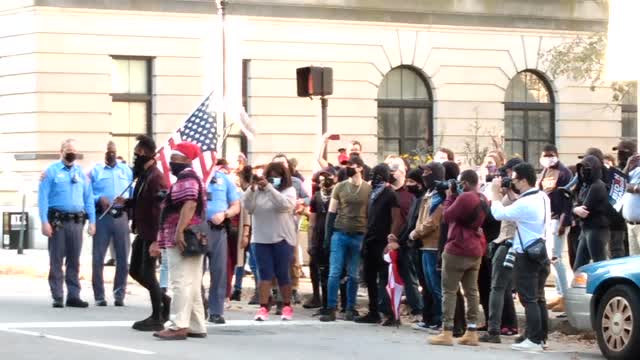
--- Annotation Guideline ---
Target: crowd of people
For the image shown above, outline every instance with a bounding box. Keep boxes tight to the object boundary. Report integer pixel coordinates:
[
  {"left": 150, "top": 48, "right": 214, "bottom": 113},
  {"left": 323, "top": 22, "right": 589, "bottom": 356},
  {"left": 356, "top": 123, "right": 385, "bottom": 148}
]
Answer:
[{"left": 37, "top": 134, "right": 640, "bottom": 349}]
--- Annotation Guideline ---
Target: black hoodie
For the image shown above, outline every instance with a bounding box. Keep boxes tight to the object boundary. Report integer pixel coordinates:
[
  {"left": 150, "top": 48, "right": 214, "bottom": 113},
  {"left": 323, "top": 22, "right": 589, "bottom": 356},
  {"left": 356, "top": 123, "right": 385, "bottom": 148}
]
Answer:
[{"left": 576, "top": 155, "right": 610, "bottom": 229}]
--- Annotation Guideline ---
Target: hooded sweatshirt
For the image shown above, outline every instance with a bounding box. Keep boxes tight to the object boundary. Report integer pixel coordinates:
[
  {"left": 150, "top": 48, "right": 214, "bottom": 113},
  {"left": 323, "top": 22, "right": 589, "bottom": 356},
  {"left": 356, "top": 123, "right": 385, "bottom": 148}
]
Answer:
[{"left": 576, "top": 155, "right": 610, "bottom": 229}]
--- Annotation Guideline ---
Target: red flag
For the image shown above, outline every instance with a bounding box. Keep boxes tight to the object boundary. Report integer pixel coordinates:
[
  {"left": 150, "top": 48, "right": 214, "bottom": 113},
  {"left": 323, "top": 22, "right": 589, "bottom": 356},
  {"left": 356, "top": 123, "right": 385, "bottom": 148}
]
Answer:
[{"left": 385, "top": 250, "right": 405, "bottom": 324}]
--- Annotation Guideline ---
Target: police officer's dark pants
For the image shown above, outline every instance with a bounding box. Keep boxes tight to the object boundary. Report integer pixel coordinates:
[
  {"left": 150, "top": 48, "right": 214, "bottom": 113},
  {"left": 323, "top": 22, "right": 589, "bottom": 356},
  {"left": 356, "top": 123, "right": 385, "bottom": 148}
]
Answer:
[
  {"left": 398, "top": 245, "right": 424, "bottom": 315},
  {"left": 130, "top": 235, "right": 163, "bottom": 319},
  {"left": 48, "top": 220, "right": 84, "bottom": 301},
  {"left": 205, "top": 227, "right": 227, "bottom": 317},
  {"left": 515, "top": 253, "right": 550, "bottom": 344},
  {"left": 92, "top": 214, "right": 130, "bottom": 302},
  {"left": 363, "top": 247, "right": 391, "bottom": 316}
]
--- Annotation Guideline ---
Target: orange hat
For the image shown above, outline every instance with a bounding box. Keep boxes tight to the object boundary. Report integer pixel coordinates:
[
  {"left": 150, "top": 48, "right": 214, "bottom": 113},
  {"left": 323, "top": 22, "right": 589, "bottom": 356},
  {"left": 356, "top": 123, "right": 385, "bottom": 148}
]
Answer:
[{"left": 172, "top": 142, "right": 201, "bottom": 161}]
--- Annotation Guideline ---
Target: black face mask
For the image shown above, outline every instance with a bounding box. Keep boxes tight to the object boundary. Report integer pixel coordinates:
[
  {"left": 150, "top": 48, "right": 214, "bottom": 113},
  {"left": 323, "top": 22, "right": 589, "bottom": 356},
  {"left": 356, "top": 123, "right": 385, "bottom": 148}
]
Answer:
[
  {"left": 346, "top": 167, "right": 357, "bottom": 178},
  {"left": 169, "top": 162, "right": 190, "bottom": 177},
  {"left": 322, "top": 178, "right": 335, "bottom": 189},
  {"left": 619, "top": 151, "right": 632, "bottom": 169},
  {"left": 105, "top": 152, "right": 117, "bottom": 166},
  {"left": 64, "top": 152, "right": 77, "bottom": 164},
  {"left": 422, "top": 174, "right": 436, "bottom": 190},
  {"left": 133, "top": 154, "right": 152, "bottom": 173},
  {"left": 580, "top": 167, "right": 592, "bottom": 182},
  {"left": 407, "top": 184, "right": 422, "bottom": 195}
]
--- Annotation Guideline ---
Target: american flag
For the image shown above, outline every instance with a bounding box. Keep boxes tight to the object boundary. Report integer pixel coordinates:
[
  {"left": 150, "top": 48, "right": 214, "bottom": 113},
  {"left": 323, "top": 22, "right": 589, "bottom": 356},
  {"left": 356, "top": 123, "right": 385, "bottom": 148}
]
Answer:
[{"left": 156, "top": 92, "right": 218, "bottom": 185}]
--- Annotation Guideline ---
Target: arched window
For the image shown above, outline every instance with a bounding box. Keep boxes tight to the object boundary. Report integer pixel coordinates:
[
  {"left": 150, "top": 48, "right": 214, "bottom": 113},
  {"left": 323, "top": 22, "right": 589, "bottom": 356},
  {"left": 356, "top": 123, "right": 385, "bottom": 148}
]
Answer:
[
  {"left": 504, "top": 71, "right": 555, "bottom": 162},
  {"left": 377, "top": 66, "right": 433, "bottom": 161},
  {"left": 621, "top": 82, "right": 638, "bottom": 142}
]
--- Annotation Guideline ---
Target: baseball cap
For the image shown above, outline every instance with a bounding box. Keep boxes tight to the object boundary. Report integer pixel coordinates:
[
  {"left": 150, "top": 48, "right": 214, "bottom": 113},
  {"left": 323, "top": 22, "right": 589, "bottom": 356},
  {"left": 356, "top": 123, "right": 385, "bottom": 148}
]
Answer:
[
  {"left": 613, "top": 140, "right": 637, "bottom": 153},
  {"left": 318, "top": 166, "right": 337, "bottom": 177},
  {"left": 499, "top": 158, "right": 523, "bottom": 173},
  {"left": 338, "top": 153, "right": 349, "bottom": 165}
]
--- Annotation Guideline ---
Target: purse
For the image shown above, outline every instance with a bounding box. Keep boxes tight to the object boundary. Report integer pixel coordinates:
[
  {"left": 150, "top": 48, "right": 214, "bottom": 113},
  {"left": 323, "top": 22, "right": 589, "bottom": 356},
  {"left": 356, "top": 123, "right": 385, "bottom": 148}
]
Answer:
[
  {"left": 181, "top": 227, "right": 208, "bottom": 257},
  {"left": 516, "top": 193, "right": 550, "bottom": 265}
]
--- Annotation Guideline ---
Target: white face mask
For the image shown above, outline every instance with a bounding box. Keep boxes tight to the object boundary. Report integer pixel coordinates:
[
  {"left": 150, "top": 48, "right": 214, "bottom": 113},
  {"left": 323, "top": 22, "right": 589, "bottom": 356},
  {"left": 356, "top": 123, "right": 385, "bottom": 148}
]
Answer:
[{"left": 540, "top": 156, "right": 558, "bottom": 169}]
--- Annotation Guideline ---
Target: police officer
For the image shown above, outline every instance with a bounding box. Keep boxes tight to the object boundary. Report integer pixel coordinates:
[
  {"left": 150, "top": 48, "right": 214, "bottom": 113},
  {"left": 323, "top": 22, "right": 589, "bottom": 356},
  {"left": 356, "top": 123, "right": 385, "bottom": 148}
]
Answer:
[
  {"left": 38, "top": 139, "right": 96, "bottom": 308},
  {"left": 89, "top": 141, "right": 133, "bottom": 307},
  {"left": 205, "top": 166, "right": 241, "bottom": 324}
]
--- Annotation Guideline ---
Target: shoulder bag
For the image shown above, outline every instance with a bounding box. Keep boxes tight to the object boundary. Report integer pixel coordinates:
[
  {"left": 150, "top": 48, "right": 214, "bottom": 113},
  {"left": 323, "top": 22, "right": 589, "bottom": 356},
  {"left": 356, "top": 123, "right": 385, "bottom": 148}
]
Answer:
[{"left": 515, "top": 192, "right": 549, "bottom": 264}]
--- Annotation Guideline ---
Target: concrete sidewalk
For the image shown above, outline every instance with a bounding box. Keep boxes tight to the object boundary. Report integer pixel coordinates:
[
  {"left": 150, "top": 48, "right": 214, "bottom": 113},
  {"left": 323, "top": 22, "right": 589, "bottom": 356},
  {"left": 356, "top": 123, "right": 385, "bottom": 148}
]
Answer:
[{"left": 0, "top": 249, "right": 588, "bottom": 336}]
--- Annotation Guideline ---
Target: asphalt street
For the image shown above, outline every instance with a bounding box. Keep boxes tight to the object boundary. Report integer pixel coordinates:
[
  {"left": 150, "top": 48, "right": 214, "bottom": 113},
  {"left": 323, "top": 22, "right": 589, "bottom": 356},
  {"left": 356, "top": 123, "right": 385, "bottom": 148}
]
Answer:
[{"left": 0, "top": 276, "right": 603, "bottom": 360}]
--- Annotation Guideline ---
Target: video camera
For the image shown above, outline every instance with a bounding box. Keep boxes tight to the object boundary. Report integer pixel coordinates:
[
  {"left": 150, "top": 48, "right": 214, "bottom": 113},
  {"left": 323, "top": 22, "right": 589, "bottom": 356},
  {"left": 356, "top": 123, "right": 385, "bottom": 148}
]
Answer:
[{"left": 434, "top": 179, "right": 460, "bottom": 193}]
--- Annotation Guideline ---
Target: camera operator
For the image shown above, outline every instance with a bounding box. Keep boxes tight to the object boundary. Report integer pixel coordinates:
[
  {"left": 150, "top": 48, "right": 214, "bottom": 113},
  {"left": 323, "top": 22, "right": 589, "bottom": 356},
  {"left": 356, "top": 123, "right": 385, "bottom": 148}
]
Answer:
[
  {"left": 489, "top": 163, "right": 551, "bottom": 353},
  {"left": 429, "top": 170, "right": 487, "bottom": 347},
  {"left": 479, "top": 158, "right": 523, "bottom": 344}
]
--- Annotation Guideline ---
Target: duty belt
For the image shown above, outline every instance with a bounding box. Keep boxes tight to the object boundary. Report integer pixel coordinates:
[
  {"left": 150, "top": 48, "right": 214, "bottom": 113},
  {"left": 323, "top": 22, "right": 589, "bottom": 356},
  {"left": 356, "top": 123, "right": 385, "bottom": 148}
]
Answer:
[{"left": 48, "top": 210, "right": 87, "bottom": 229}]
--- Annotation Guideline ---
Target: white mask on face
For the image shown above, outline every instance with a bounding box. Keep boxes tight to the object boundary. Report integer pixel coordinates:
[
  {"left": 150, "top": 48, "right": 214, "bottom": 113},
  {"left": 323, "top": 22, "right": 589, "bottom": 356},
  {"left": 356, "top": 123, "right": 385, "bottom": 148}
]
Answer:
[{"left": 540, "top": 156, "right": 559, "bottom": 169}]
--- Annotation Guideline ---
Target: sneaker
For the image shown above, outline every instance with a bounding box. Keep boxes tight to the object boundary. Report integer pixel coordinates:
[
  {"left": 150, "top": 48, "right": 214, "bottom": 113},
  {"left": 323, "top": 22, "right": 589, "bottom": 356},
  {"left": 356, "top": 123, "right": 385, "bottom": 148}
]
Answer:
[
  {"left": 354, "top": 312, "right": 381, "bottom": 324},
  {"left": 230, "top": 289, "right": 242, "bottom": 302},
  {"left": 95, "top": 300, "right": 107, "bottom": 307},
  {"left": 281, "top": 306, "right": 294, "bottom": 321},
  {"left": 511, "top": 339, "right": 544, "bottom": 352},
  {"left": 427, "top": 324, "right": 443, "bottom": 334},
  {"left": 412, "top": 322, "right": 430, "bottom": 332},
  {"left": 344, "top": 309, "right": 359, "bottom": 321},
  {"left": 66, "top": 298, "right": 89, "bottom": 308},
  {"left": 52, "top": 299, "right": 64, "bottom": 308},
  {"left": 114, "top": 300, "right": 125, "bottom": 307},
  {"left": 208, "top": 314, "right": 226, "bottom": 324},
  {"left": 479, "top": 333, "right": 501, "bottom": 344},
  {"left": 254, "top": 307, "right": 269, "bottom": 322}
]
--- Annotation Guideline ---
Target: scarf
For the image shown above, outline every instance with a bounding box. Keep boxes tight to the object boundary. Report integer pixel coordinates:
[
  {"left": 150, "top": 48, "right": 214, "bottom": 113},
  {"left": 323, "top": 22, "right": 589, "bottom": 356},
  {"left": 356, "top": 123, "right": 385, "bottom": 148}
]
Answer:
[
  {"left": 370, "top": 182, "right": 387, "bottom": 203},
  {"left": 429, "top": 191, "right": 444, "bottom": 215}
]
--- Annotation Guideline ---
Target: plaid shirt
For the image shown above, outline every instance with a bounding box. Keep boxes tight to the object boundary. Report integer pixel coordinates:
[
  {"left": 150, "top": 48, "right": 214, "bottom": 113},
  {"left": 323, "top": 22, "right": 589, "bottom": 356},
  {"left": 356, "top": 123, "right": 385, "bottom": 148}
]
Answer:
[{"left": 157, "top": 168, "right": 205, "bottom": 249}]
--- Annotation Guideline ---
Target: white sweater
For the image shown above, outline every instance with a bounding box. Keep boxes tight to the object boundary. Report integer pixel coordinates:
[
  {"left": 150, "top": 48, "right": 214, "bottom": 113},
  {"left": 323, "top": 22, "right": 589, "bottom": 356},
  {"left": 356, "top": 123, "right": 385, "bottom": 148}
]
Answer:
[{"left": 241, "top": 184, "right": 297, "bottom": 246}]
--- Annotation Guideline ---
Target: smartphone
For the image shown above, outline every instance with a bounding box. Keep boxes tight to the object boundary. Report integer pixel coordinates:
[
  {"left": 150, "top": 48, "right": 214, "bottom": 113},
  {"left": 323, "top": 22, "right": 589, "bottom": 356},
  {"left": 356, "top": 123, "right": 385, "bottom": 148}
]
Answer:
[{"left": 328, "top": 134, "right": 341, "bottom": 141}]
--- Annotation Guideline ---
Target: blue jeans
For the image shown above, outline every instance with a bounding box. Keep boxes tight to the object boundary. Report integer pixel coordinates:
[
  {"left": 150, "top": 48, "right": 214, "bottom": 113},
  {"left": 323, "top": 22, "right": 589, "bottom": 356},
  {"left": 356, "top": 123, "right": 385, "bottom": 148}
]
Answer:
[
  {"left": 159, "top": 249, "right": 169, "bottom": 289},
  {"left": 550, "top": 219, "right": 570, "bottom": 297},
  {"left": 327, "top": 231, "right": 363, "bottom": 310},
  {"left": 421, "top": 250, "right": 442, "bottom": 325},
  {"left": 234, "top": 245, "right": 259, "bottom": 291}
]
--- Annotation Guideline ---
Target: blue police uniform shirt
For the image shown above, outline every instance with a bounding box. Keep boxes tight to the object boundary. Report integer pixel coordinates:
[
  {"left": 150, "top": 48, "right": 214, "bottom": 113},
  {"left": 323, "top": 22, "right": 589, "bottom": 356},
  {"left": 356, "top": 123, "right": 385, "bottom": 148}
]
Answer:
[
  {"left": 90, "top": 161, "right": 133, "bottom": 203},
  {"left": 206, "top": 171, "right": 240, "bottom": 219},
  {"left": 38, "top": 161, "right": 96, "bottom": 224}
]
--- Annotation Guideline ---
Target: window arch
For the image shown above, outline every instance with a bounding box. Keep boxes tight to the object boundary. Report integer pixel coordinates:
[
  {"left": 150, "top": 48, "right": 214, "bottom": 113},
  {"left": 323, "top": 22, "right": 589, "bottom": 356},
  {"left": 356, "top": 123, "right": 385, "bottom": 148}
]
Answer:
[
  {"left": 504, "top": 70, "right": 555, "bottom": 162},
  {"left": 621, "top": 82, "right": 637, "bottom": 142},
  {"left": 377, "top": 66, "right": 433, "bottom": 161}
]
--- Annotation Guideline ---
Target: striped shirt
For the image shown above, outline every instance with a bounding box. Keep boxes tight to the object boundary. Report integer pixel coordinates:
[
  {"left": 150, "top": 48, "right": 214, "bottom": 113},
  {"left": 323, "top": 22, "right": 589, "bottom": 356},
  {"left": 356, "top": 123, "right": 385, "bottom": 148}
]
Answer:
[{"left": 157, "top": 168, "right": 205, "bottom": 249}]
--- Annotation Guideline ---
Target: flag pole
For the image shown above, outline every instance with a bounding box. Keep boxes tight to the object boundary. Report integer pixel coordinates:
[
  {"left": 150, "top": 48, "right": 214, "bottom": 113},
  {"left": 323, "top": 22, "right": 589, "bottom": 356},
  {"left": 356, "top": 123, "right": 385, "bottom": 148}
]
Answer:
[{"left": 216, "top": 0, "right": 227, "bottom": 157}]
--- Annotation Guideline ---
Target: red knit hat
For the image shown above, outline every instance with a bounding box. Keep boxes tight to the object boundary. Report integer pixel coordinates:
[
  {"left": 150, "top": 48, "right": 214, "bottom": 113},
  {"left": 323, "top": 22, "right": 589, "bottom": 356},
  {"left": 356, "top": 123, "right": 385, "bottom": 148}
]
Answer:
[{"left": 172, "top": 142, "right": 201, "bottom": 161}]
